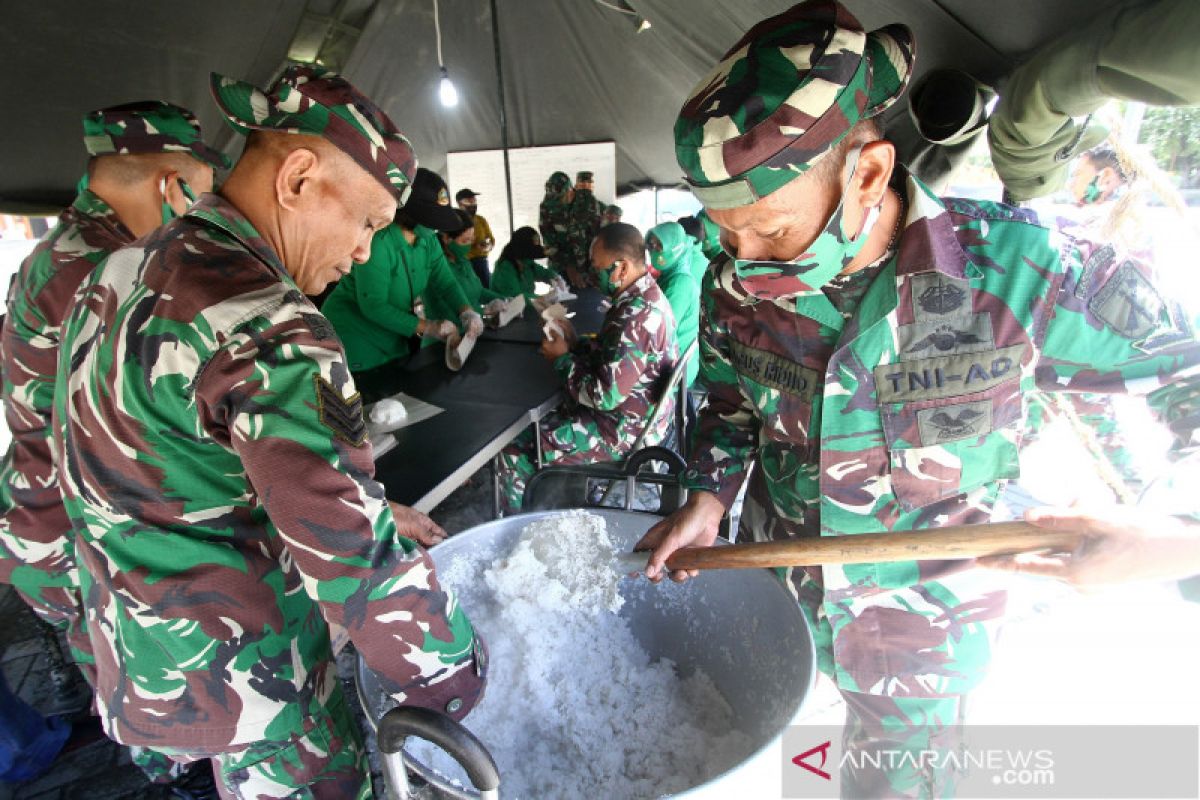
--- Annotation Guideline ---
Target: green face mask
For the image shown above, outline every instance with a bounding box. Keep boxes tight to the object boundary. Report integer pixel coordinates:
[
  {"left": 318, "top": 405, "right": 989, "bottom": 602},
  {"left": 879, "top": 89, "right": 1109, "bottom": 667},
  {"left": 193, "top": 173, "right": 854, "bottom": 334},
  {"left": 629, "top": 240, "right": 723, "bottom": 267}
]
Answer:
[
  {"left": 1082, "top": 177, "right": 1102, "bottom": 205},
  {"left": 449, "top": 241, "right": 471, "bottom": 260},
  {"left": 160, "top": 177, "right": 198, "bottom": 225},
  {"left": 596, "top": 261, "right": 621, "bottom": 295},
  {"left": 732, "top": 146, "right": 879, "bottom": 301}
]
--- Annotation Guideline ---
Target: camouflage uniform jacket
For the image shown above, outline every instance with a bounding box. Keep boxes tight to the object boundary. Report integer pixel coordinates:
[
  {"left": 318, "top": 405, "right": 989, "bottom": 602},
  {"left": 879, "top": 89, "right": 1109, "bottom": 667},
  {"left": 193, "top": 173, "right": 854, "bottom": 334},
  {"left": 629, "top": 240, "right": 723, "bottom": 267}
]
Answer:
[
  {"left": 0, "top": 189, "right": 133, "bottom": 619},
  {"left": 554, "top": 272, "right": 679, "bottom": 448},
  {"left": 682, "top": 167, "right": 1200, "bottom": 697},
  {"left": 540, "top": 192, "right": 601, "bottom": 290},
  {"left": 52, "top": 193, "right": 484, "bottom": 750}
]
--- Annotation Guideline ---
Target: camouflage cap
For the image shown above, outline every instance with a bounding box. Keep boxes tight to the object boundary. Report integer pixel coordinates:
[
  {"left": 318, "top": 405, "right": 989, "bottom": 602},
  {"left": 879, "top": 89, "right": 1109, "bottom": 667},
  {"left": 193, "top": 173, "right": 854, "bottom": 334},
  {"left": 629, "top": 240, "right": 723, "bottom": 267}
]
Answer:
[
  {"left": 576, "top": 170, "right": 594, "bottom": 182},
  {"left": 210, "top": 64, "right": 417, "bottom": 203},
  {"left": 82, "top": 101, "right": 231, "bottom": 170},
  {"left": 674, "top": 0, "right": 914, "bottom": 210}
]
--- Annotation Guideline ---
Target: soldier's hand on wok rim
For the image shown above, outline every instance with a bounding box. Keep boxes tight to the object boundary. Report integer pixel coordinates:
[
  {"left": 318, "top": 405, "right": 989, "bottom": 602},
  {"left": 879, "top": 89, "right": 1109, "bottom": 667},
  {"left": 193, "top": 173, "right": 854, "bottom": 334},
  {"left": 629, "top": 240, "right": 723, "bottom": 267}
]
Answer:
[
  {"left": 634, "top": 491, "right": 727, "bottom": 584},
  {"left": 389, "top": 501, "right": 448, "bottom": 547},
  {"left": 978, "top": 505, "right": 1200, "bottom": 591}
]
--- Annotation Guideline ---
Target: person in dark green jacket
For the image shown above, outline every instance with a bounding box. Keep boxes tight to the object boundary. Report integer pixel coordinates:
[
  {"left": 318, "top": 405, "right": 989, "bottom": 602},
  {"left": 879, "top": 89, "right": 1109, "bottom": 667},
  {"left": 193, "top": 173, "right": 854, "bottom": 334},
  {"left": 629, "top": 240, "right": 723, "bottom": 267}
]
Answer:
[
  {"left": 647, "top": 221, "right": 702, "bottom": 387},
  {"left": 434, "top": 209, "right": 508, "bottom": 315},
  {"left": 323, "top": 168, "right": 483, "bottom": 400},
  {"left": 490, "top": 226, "right": 559, "bottom": 302}
]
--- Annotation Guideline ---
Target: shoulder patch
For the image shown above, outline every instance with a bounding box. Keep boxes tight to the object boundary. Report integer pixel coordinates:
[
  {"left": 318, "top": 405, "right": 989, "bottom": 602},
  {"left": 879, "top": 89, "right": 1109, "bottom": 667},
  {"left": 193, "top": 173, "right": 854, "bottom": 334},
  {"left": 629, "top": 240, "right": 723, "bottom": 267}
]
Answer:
[
  {"left": 1089, "top": 260, "right": 1166, "bottom": 341},
  {"left": 1074, "top": 244, "right": 1116, "bottom": 301},
  {"left": 911, "top": 273, "right": 970, "bottom": 321},
  {"left": 313, "top": 375, "right": 367, "bottom": 446}
]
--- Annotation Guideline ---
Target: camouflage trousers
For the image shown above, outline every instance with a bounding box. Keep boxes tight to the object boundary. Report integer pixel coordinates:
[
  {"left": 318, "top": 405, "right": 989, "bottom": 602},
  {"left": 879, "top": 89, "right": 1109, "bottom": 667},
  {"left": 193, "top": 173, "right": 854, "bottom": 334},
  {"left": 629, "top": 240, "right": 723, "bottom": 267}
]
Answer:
[
  {"left": 155, "top": 683, "right": 370, "bottom": 799},
  {"left": 496, "top": 414, "right": 624, "bottom": 514},
  {"left": 741, "top": 483, "right": 1001, "bottom": 797},
  {"left": 839, "top": 691, "right": 967, "bottom": 798}
]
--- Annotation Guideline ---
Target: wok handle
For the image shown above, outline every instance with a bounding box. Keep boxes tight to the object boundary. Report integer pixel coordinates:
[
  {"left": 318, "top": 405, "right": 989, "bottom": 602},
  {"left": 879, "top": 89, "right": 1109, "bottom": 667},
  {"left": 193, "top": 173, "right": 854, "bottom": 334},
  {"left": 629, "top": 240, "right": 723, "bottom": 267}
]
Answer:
[
  {"left": 662, "top": 520, "right": 1080, "bottom": 571},
  {"left": 376, "top": 706, "right": 500, "bottom": 800}
]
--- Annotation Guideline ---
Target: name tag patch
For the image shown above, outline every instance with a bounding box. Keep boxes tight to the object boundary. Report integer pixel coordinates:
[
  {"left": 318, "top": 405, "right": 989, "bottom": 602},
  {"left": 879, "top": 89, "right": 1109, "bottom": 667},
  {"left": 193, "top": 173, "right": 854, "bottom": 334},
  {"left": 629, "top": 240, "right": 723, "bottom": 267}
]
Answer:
[
  {"left": 917, "top": 400, "right": 993, "bottom": 444},
  {"left": 874, "top": 344, "right": 1024, "bottom": 402},
  {"left": 728, "top": 339, "right": 818, "bottom": 401}
]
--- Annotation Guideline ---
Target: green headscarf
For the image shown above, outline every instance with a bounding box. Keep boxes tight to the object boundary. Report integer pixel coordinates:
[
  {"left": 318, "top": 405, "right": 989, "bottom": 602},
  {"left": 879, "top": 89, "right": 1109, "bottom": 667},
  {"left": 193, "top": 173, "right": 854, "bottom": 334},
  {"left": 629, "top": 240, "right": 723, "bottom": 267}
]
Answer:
[{"left": 649, "top": 221, "right": 709, "bottom": 282}]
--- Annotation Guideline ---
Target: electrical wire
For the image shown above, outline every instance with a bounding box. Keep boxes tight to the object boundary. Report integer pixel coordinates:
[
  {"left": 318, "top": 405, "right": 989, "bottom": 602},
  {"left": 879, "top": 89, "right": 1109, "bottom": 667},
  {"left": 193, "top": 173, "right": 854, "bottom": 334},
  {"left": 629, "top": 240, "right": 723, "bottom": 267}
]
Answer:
[
  {"left": 591, "top": 0, "right": 636, "bottom": 17},
  {"left": 433, "top": 0, "right": 445, "bottom": 67}
]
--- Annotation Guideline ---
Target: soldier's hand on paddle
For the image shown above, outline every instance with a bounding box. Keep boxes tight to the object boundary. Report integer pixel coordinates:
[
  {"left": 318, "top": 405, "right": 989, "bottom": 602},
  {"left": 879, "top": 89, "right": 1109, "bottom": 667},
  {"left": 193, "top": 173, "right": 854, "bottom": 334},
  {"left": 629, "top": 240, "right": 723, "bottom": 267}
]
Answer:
[
  {"left": 635, "top": 491, "right": 726, "bottom": 584},
  {"left": 979, "top": 505, "right": 1200, "bottom": 590}
]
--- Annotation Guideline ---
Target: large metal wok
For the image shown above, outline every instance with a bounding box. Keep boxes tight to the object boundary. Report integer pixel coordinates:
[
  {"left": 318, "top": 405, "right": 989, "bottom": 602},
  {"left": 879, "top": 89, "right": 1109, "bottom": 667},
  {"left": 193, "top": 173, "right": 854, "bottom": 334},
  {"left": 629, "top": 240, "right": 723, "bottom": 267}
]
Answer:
[{"left": 357, "top": 509, "right": 816, "bottom": 798}]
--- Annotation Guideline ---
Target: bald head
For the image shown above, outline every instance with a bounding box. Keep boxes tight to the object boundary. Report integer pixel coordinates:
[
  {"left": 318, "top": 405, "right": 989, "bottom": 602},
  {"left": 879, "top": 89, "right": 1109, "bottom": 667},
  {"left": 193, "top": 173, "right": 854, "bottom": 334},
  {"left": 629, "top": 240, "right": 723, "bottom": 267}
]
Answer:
[{"left": 220, "top": 130, "right": 397, "bottom": 295}]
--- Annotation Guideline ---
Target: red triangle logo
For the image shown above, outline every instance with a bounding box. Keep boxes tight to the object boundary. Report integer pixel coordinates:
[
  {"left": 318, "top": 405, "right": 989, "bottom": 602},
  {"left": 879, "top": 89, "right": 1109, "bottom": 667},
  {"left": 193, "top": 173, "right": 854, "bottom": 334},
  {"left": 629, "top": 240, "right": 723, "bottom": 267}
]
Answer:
[{"left": 792, "top": 740, "right": 832, "bottom": 780}]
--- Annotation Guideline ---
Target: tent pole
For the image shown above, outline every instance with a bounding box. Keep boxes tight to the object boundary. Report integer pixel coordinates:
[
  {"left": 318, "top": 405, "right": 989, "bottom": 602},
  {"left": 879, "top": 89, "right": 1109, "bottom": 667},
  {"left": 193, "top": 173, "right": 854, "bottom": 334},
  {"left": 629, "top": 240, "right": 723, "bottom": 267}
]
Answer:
[{"left": 490, "top": 0, "right": 514, "bottom": 233}]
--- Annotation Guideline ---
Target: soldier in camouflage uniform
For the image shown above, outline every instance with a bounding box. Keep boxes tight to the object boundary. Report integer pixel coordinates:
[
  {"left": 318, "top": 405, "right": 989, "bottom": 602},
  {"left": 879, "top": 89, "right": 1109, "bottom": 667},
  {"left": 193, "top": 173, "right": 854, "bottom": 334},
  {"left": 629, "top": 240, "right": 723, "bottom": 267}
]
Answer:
[
  {"left": 51, "top": 66, "right": 486, "bottom": 799},
  {"left": 496, "top": 223, "right": 678, "bottom": 512},
  {"left": 637, "top": 2, "right": 1200, "bottom": 796},
  {"left": 566, "top": 171, "right": 604, "bottom": 289},
  {"left": 538, "top": 171, "right": 603, "bottom": 291},
  {"left": 0, "top": 101, "right": 226, "bottom": 788},
  {"left": 0, "top": 102, "right": 224, "bottom": 658},
  {"left": 538, "top": 170, "right": 579, "bottom": 288}
]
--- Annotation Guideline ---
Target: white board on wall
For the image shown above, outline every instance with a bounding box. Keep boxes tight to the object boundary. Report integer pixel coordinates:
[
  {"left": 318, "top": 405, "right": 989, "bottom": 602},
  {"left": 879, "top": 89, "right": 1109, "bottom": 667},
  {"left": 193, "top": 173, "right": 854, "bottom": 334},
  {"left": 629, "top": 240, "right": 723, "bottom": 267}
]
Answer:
[{"left": 447, "top": 141, "right": 616, "bottom": 261}]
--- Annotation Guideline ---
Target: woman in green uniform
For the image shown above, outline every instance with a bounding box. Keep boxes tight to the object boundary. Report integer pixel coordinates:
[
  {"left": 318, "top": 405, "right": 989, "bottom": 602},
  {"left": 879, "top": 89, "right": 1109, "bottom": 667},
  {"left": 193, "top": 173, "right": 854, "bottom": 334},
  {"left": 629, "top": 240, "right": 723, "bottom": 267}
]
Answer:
[
  {"left": 435, "top": 209, "right": 509, "bottom": 315},
  {"left": 490, "top": 226, "right": 559, "bottom": 302},
  {"left": 323, "top": 168, "right": 484, "bottom": 400},
  {"left": 646, "top": 221, "right": 704, "bottom": 387}
]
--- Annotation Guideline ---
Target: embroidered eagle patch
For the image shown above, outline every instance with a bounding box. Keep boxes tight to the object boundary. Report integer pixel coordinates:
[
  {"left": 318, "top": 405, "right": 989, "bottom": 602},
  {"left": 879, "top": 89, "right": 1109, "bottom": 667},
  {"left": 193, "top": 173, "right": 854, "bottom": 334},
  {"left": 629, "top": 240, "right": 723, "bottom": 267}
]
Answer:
[{"left": 313, "top": 375, "right": 367, "bottom": 446}]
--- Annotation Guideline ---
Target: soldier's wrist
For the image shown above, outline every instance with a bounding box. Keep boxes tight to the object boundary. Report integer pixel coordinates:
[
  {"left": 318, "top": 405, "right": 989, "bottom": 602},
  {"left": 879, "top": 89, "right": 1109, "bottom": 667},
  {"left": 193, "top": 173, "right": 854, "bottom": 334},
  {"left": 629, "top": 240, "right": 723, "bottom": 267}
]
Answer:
[{"left": 688, "top": 490, "right": 727, "bottom": 519}]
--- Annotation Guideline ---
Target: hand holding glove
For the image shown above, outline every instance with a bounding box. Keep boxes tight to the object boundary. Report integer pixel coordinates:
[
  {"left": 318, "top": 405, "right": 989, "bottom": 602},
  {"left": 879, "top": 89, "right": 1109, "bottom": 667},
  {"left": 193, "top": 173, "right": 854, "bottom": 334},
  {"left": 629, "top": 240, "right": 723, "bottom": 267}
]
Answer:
[
  {"left": 460, "top": 310, "right": 484, "bottom": 338},
  {"left": 422, "top": 319, "right": 458, "bottom": 341}
]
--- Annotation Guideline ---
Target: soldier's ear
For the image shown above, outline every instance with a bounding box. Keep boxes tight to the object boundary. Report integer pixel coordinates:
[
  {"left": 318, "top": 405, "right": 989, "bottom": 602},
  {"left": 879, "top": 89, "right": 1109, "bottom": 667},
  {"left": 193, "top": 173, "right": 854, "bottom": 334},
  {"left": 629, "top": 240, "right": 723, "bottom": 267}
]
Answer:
[
  {"left": 854, "top": 140, "right": 896, "bottom": 208},
  {"left": 275, "top": 147, "right": 319, "bottom": 210}
]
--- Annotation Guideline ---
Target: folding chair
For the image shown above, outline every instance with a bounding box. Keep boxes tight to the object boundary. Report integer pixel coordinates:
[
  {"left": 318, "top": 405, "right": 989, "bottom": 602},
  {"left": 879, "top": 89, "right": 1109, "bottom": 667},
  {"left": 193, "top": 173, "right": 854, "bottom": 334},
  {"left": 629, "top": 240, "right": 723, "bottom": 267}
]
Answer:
[
  {"left": 631, "top": 338, "right": 698, "bottom": 456},
  {"left": 521, "top": 445, "right": 689, "bottom": 514}
]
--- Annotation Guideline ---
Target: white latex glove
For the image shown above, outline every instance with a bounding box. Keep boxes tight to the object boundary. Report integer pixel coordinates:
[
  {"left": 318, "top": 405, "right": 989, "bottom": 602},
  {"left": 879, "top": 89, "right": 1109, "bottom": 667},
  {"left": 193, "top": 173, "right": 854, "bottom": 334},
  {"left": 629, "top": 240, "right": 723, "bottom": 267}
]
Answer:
[
  {"left": 460, "top": 310, "right": 484, "bottom": 338},
  {"left": 423, "top": 319, "right": 458, "bottom": 341},
  {"left": 484, "top": 298, "right": 508, "bottom": 315}
]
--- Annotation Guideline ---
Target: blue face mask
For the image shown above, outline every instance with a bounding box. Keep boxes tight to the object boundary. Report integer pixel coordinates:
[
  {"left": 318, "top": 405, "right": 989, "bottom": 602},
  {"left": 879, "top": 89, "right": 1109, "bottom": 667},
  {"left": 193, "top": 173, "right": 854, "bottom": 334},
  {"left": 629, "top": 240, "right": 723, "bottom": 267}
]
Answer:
[{"left": 160, "top": 177, "right": 198, "bottom": 224}]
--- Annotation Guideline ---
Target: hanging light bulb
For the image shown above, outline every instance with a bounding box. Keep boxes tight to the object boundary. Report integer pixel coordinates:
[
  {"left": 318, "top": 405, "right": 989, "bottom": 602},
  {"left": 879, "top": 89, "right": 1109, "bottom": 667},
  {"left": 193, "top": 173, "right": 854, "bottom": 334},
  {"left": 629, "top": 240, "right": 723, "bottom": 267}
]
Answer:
[
  {"left": 439, "top": 65, "right": 459, "bottom": 108},
  {"left": 636, "top": 17, "right": 652, "bottom": 32}
]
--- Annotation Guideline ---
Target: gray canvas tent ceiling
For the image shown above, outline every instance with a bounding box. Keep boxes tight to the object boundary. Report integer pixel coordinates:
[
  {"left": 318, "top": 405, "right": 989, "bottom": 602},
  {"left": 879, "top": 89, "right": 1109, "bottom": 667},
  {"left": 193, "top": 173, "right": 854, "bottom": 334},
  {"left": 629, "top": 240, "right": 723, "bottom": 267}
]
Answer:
[{"left": 0, "top": 0, "right": 1131, "bottom": 213}]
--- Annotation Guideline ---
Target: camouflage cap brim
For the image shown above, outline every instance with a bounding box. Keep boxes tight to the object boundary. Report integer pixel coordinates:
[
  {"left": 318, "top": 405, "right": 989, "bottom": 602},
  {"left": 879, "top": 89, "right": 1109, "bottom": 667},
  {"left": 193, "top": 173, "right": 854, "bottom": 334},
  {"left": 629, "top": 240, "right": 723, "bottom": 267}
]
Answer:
[
  {"left": 209, "top": 66, "right": 417, "bottom": 204},
  {"left": 82, "top": 100, "right": 231, "bottom": 170},
  {"left": 674, "top": 1, "right": 915, "bottom": 210}
]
